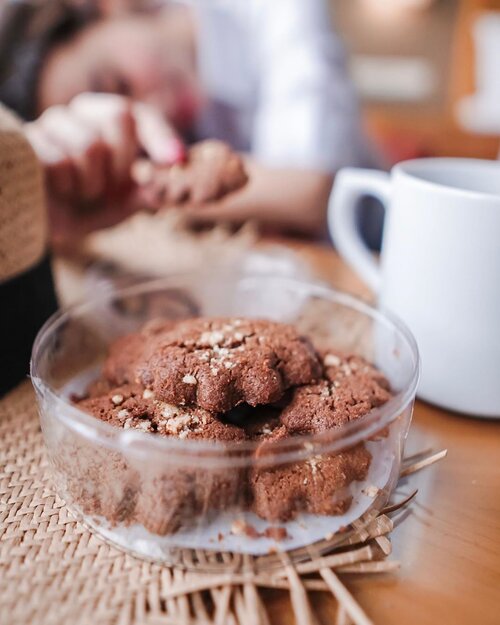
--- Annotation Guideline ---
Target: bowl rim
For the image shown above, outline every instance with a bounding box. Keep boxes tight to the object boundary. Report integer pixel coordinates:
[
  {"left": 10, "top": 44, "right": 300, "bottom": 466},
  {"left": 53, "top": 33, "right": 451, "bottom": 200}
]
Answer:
[{"left": 30, "top": 274, "right": 420, "bottom": 468}]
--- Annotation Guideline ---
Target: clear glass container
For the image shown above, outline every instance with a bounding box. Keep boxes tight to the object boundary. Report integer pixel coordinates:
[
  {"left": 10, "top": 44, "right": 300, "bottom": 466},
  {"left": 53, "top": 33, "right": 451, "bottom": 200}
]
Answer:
[{"left": 31, "top": 274, "right": 419, "bottom": 571}]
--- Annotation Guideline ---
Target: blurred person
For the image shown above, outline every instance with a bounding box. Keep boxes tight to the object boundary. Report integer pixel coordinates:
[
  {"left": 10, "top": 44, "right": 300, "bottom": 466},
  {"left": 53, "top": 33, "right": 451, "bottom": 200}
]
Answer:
[{"left": 0, "top": 0, "right": 376, "bottom": 242}]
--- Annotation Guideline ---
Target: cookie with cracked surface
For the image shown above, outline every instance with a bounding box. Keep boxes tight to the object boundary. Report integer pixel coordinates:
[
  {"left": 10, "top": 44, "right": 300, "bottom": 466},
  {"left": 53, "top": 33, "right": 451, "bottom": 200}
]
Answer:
[
  {"left": 74, "top": 381, "right": 247, "bottom": 535},
  {"left": 102, "top": 319, "right": 177, "bottom": 386},
  {"left": 134, "top": 409, "right": 247, "bottom": 535},
  {"left": 75, "top": 381, "right": 246, "bottom": 441},
  {"left": 280, "top": 351, "right": 392, "bottom": 435},
  {"left": 139, "top": 317, "right": 322, "bottom": 413},
  {"left": 52, "top": 433, "right": 140, "bottom": 526},
  {"left": 250, "top": 427, "right": 372, "bottom": 522}
]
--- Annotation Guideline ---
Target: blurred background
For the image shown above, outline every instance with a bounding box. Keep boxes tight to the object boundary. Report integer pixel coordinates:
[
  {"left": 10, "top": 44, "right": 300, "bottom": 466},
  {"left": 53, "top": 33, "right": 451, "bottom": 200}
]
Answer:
[
  {"left": 1, "top": 0, "right": 500, "bottom": 255},
  {"left": 335, "top": 0, "right": 500, "bottom": 163},
  {"left": 2, "top": 0, "right": 500, "bottom": 167},
  {"left": 2, "top": 0, "right": 500, "bottom": 168},
  {"left": 33, "top": 0, "right": 500, "bottom": 151}
]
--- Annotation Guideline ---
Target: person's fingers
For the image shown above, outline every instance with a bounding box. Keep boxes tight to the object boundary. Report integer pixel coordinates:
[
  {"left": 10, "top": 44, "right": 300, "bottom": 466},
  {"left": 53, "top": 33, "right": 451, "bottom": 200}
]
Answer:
[
  {"left": 25, "top": 123, "right": 77, "bottom": 198},
  {"left": 183, "top": 197, "right": 231, "bottom": 219},
  {"left": 70, "top": 93, "right": 138, "bottom": 187},
  {"left": 132, "top": 162, "right": 191, "bottom": 208},
  {"left": 189, "top": 169, "right": 223, "bottom": 204},
  {"left": 133, "top": 183, "right": 165, "bottom": 212},
  {"left": 133, "top": 101, "right": 186, "bottom": 165},
  {"left": 131, "top": 158, "right": 155, "bottom": 186},
  {"left": 38, "top": 105, "right": 106, "bottom": 200},
  {"left": 103, "top": 107, "right": 136, "bottom": 187}
]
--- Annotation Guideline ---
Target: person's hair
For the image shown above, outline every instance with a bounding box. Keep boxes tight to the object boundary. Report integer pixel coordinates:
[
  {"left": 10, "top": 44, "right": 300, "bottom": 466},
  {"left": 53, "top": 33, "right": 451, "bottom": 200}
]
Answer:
[{"left": 0, "top": 1, "right": 97, "bottom": 120}]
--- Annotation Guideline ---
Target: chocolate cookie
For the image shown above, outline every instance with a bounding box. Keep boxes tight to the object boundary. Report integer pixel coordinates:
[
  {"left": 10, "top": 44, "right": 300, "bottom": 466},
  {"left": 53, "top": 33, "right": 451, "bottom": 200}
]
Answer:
[
  {"left": 102, "top": 319, "right": 176, "bottom": 386},
  {"left": 139, "top": 317, "right": 322, "bottom": 413},
  {"left": 76, "top": 381, "right": 247, "bottom": 441},
  {"left": 280, "top": 351, "right": 392, "bottom": 435},
  {"left": 70, "top": 318, "right": 393, "bottom": 535},
  {"left": 74, "top": 380, "right": 247, "bottom": 535},
  {"left": 134, "top": 408, "right": 246, "bottom": 534},
  {"left": 52, "top": 433, "right": 139, "bottom": 527},
  {"left": 250, "top": 427, "right": 372, "bottom": 522},
  {"left": 148, "top": 140, "right": 248, "bottom": 206}
]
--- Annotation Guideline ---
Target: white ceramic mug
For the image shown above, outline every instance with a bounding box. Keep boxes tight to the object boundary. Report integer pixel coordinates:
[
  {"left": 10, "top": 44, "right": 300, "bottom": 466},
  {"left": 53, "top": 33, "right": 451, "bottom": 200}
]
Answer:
[{"left": 329, "top": 158, "right": 500, "bottom": 418}]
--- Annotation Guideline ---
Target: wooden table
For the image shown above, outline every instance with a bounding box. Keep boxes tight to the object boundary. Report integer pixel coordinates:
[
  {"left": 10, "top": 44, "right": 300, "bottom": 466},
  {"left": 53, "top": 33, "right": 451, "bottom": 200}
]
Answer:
[{"left": 261, "top": 240, "right": 500, "bottom": 625}]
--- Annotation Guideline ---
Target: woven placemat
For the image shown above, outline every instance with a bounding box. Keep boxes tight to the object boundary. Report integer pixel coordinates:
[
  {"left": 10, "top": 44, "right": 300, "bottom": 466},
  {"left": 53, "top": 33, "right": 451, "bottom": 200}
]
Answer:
[
  {"left": 1, "top": 383, "right": 187, "bottom": 625},
  {"left": 0, "top": 382, "right": 445, "bottom": 625}
]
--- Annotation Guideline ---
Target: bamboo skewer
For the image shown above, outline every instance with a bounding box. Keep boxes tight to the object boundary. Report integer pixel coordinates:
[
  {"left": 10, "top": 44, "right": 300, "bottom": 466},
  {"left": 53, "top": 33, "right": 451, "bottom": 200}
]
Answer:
[
  {"left": 399, "top": 449, "right": 447, "bottom": 477},
  {"left": 320, "top": 568, "right": 374, "bottom": 625},
  {"left": 381, "top": 489, "right": 418, "bottom": 514},
  {"left": 336, "top": 605, "right": 351, "bottom": 625},
  {"left": 337, "top": 561, "right": 400, "bottom": 574},
  {"left": 272, "top": 545, "right": 374, "bottom": 579},
  {"left": 281, "top": 553, "right": 318, "bottom": 625}
]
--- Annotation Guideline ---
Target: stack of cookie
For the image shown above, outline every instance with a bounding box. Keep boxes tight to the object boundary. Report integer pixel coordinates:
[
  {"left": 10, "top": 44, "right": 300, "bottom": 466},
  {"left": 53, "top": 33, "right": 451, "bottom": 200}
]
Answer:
[{"left": 72, "top": 317, "right": 392, "bottom": 534}]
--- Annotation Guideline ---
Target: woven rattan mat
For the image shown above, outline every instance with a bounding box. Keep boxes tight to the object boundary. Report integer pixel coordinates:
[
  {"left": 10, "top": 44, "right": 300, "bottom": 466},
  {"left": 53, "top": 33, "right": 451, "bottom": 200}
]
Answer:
[
  {"left": 0, "top": 382, "right": 445, "bottom": 625},
  {"left": 1, "top": 382, "right": 204, "bottom": 625}
]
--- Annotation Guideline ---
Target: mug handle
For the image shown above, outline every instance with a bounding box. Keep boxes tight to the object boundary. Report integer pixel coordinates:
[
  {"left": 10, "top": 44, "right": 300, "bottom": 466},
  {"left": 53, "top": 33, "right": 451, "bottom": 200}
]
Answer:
[{"left": 328, "top": 168, "right": 391, "bottom": 293}]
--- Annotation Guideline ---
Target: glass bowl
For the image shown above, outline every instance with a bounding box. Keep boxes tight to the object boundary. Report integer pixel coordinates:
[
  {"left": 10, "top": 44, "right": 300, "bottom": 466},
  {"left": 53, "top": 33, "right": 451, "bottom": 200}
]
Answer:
[{"left": 31, "top": 273, "right": 419, "bottom": 571}]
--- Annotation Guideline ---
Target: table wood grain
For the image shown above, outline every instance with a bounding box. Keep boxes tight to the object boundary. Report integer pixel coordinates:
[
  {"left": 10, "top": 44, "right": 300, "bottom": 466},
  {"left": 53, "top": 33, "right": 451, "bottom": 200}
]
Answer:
[{"left": 261, "top": 240, "right": 500, "bottom": 625}]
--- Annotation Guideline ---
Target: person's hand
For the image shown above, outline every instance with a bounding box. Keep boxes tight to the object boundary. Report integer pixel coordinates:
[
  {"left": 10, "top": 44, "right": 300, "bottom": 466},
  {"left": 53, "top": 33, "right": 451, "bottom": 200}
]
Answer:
[
  {"left": 25, "top": 93, "right": 185, "bottom": 248},
  {"left": 137, "top": 140, "right": 248, "bottom": 207},
  {"left": 180, "top": 159, "right": 332, "bottom": 236}
]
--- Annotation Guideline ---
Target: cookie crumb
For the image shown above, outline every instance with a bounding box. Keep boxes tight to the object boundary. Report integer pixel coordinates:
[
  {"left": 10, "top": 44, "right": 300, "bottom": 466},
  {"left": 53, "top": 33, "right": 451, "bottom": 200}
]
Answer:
[
  {"left": 117, "top": 409, "right": 129, "bottom": 420},
  {"left": 244, "top": 525, "right": 260, "bottom": 539},
  {"left": 142, "top": 389, "right": 154, "bottom": 399},
  {"left": 111, "top": 394, "right": 124, "bottom": 406},
  {"left": 200, "top": 330, "right": 225, "bottom": 347},
  {"left": 182, "top": 374, "right": 198, "bottom": 385},
  {"left": 164, "top": 413, "right": 200, "bottom": 436},
  {"left": 342, "top": 364, "right": 352, "bottom": 376},
  {"left": 363, "top": 484, "right": 379, "bottom": 498},
  {"left": 264, "top": 527, "right": 289, "bottom": 541},
  {"left": 230, "top": 519, "right": 259, "bottom": 538},
  {"left": 230, "top": 519, "right": 247, "bottom": 535},
  {"left": 324, "top": 354, "right": 341, "bottom": 367},
  {"left": 308, "top": 455, "right": 321, "bottom": 475}
]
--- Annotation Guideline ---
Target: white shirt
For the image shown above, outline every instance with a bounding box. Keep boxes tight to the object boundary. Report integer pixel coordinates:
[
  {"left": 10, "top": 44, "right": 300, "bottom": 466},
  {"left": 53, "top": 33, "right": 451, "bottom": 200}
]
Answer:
[{"left": 191, "top": 0, "right": 374, "bottom": 173}]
